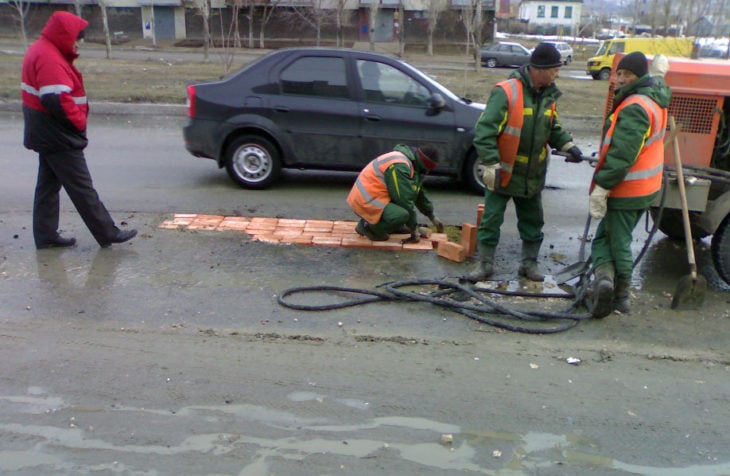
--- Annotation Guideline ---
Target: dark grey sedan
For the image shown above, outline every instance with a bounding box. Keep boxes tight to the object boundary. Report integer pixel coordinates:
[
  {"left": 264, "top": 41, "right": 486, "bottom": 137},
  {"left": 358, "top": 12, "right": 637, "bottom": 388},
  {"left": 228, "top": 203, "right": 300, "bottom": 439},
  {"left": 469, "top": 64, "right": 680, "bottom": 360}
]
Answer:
[
  {"left": 183, "top": 48, "right": 486, "bottom": 193},
  {"left": 480, "top": 42, "right": 532, "bottom": 68}
]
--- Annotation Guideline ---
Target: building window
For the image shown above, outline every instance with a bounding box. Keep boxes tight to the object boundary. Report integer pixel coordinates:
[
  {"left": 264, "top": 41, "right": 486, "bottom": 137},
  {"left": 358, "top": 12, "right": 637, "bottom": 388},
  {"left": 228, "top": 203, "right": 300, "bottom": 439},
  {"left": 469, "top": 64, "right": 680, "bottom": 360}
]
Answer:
[
  {"left": 537, "top": 5, "right": 545, "bottom": 18},
  {"left": 564, "top": 6, "right": 572, "bottom": 18},
  {"left": 550, "top": 6, "right": 558, "bottom": 18}
]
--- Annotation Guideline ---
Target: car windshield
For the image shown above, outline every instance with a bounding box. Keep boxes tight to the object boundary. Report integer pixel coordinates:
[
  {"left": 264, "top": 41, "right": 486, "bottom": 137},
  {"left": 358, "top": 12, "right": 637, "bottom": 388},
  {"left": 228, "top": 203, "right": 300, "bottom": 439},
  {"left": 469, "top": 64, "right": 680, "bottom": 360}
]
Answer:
[{"left": 397, "top": 60, "right": 463, "bottom": 102}]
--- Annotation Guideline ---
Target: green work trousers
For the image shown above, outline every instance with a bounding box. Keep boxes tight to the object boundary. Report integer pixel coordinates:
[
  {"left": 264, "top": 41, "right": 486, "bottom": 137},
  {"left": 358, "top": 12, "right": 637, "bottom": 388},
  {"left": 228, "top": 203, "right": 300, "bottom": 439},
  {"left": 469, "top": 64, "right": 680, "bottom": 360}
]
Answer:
[
  {"left": 476, "top": 189, "right": 544, "bottom": 246},
  {"left": 369, "top": 202, "right": 410, "bottom": 236},
  {"left": 591, "top": 208, "right": 644, "bottom": 280}
]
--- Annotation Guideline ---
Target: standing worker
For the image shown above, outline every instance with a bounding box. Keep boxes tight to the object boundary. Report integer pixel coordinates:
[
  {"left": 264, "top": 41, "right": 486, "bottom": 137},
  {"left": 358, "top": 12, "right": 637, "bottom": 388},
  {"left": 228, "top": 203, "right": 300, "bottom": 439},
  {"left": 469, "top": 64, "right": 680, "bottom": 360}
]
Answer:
[
  {"left": 347, "top": 144, "right": 444, "bottom": 243},
  {"left": 588, "top": 52, "right": 671, "bottom": 317},
  {"left": 22, "top": 11, "right": 137, "bottom": 249},
  {"left": 468, "top": 43, "right": 583, "bottom": 282}
]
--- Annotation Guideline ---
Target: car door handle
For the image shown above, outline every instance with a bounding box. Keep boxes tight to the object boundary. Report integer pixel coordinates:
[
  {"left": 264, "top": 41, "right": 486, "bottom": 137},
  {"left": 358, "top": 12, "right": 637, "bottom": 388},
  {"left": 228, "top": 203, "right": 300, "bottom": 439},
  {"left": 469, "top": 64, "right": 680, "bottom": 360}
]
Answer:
[
  {"left": 364, "top": 113, "right": 381, "bottom": 122},
  {"left": 274, "top": 106, "right": 290, "bottom": 113}
]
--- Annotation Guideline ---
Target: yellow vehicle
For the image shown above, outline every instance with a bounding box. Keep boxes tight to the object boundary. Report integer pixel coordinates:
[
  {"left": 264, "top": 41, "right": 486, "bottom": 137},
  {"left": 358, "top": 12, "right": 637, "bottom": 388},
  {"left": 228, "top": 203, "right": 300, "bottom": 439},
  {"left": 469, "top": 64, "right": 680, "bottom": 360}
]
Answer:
[{"left": 586, "top": 36, "right": 695, "bottom": 80}]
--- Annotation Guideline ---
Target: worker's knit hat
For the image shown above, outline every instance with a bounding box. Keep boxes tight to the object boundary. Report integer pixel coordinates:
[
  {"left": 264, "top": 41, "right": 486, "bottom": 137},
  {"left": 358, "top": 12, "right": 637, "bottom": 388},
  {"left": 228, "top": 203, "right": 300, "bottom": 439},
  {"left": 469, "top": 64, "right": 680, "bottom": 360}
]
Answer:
[
  {"left": 530, "top": 43, "right": 563, "bottom": 69},
  {"left": 617, "top": 51, "right": 648, "bottom": 77}
]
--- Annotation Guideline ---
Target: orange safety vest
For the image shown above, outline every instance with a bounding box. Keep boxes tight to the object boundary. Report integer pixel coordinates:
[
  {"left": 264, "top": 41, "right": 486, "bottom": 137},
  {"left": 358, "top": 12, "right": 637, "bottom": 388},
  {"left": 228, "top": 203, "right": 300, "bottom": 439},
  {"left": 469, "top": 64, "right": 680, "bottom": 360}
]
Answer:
[
  {"left": 346, "top": 151, "right": 413, "bottom": 223},
  {"left": 494, "top": 79, "right": 556, "bottom": 187},
  {"left": 592, "top": 94, "right": 667, "bottom": 198}
]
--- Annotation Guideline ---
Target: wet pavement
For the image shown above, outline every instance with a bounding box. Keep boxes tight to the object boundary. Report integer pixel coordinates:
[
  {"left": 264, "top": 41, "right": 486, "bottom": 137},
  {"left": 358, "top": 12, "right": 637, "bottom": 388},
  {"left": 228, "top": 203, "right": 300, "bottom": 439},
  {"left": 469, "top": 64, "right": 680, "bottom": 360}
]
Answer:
[{"left": 1, "top": 76, "right": 730, "bottom": 473}]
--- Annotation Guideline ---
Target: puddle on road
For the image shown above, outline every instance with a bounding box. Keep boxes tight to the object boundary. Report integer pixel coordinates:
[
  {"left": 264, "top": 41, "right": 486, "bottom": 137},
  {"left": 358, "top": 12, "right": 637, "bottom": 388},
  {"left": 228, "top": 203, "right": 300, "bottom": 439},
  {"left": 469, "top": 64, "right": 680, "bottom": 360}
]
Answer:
[{"left": 1, "top": 391, "right": 728, "bottom": 475}]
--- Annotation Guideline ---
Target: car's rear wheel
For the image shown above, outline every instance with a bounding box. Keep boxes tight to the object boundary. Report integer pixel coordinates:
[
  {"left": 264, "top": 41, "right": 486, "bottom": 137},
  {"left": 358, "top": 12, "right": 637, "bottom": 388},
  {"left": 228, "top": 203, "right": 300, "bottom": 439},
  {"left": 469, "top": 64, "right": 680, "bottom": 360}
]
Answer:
[
  {"left": 225, "top": 135, "right": 281, "bottom": 189},
  {"left": 463, "top": 150, "right": 486, "bottom": 195},
  {"left": 485, "top": 58, "right": 497, "bottom": 68},
  {"left": 711, "top": 214, "right": 730, "bottom": 285}
]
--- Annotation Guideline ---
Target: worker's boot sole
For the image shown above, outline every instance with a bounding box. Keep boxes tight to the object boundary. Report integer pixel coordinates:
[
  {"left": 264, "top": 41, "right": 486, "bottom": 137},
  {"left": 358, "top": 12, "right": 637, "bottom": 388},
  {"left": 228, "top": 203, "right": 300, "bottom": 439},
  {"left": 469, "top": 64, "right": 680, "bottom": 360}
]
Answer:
[{"left": 592, "top": 279, "right": 614, "bottom": 318}]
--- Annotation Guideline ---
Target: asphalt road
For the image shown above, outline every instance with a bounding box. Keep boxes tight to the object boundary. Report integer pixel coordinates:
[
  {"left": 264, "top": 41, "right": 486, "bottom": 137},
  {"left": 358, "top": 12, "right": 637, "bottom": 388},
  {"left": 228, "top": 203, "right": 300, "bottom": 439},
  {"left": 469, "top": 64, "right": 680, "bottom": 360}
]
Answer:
[{"left": 1, "top": 76, "right": 729, "bottom": 474}]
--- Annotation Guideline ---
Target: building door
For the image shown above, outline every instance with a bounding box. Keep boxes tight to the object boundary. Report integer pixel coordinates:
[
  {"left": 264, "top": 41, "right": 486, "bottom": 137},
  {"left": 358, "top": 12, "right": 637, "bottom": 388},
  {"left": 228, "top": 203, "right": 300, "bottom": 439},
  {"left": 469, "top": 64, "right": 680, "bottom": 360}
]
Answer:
[{"left": 153, "top": 6, "right": 175, "bottom": 39}]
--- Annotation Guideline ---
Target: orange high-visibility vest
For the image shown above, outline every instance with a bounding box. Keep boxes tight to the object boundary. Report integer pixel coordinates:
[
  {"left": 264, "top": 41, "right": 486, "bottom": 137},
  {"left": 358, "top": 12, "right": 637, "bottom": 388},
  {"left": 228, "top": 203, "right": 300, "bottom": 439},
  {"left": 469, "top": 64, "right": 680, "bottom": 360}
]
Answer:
[
  {"left": 494, "top": 79, "right": 556, "bottom": 187},
  {"left": 592, "top": 94, "right": 667, "bottom": 198},
  {"left": 347, "top": 151, "right": 413, "bottom": 223}
]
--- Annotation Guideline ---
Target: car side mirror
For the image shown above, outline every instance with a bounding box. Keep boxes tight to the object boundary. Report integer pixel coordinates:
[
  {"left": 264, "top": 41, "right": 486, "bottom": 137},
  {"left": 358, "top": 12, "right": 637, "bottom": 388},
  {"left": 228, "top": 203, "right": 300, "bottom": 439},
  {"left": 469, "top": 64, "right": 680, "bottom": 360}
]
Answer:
[{"left": 427, "top": 93, "right": 446, "bottom": 116}]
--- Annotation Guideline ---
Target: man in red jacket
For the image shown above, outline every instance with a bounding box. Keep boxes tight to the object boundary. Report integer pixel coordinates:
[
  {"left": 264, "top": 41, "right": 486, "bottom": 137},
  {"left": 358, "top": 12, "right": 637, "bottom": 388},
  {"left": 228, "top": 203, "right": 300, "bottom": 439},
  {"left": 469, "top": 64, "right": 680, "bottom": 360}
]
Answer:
[{"left": 22, "top": 11, "right": 136, "bottom": 249}]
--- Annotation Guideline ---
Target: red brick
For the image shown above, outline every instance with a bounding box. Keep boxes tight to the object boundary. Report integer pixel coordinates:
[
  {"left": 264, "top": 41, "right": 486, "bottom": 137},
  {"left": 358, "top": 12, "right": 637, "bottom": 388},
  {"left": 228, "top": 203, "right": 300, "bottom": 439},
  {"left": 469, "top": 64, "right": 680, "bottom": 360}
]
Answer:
[
  {"left": 370, "top": 241, "right": 403, "bottom": 251},
  {"left": 277, "top": 218, "right": 306, "bottom": 227},
  {"left": 460, "top": 223, "right": 477, "bottom": 257},
  {"left": 429, "top": 233, "right": 449, "bottom": 248},
  {"left": 403, "top": 240, "right": 434, "bottom": 251},
  {"left": 476, "top": 204, "right": 484, "bottom": 228},
  {"left": 252, "top": 234, "right": 281, "bottom": 244},
  {"left": 312, "top": 236, "right": 342, "bottom": 247},
  {"left": 342, "top": 236, "right": 373, "bottom": 248},
  {"left": 437, "top": 241, "right": 466, "bottom": 262}
]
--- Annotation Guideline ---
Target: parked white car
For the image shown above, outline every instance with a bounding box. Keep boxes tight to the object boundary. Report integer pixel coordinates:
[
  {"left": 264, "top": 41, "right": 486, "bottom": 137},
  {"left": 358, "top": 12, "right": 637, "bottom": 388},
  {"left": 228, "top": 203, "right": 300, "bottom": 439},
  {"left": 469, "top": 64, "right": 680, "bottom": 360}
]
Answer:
[{"left": 541, "top": 41, "right": 574, "bottom": 65}]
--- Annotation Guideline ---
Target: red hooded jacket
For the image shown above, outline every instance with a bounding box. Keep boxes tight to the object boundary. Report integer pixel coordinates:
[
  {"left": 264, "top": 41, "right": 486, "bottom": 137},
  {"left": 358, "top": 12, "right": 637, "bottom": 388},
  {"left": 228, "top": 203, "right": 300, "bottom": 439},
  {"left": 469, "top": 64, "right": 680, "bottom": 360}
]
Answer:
[{"left": 22, "top": 11, "right": 89, "bottom": 153}]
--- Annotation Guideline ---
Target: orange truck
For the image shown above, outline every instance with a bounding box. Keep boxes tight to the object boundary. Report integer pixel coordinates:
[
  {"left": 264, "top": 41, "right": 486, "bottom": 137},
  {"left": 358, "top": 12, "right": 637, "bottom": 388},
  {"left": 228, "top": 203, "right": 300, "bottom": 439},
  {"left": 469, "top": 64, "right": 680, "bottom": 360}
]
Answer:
[{"left": 603, "top": 54, "right": 730, "bottom": 285}]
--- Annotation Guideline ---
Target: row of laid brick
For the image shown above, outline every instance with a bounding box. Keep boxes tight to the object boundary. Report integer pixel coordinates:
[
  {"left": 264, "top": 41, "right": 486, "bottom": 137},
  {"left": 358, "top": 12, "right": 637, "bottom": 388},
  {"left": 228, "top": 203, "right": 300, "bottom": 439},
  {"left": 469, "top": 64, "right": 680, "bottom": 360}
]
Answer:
[{"left": 159, "top": 209, "right": 483, "bottom": 262}]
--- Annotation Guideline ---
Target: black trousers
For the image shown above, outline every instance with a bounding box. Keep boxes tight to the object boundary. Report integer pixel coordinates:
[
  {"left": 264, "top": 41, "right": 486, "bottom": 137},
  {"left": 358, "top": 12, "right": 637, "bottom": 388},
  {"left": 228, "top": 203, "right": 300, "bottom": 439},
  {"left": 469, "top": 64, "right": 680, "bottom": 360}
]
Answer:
[{"left": 33, "top": 148, "right": 119, "bottom": 246}]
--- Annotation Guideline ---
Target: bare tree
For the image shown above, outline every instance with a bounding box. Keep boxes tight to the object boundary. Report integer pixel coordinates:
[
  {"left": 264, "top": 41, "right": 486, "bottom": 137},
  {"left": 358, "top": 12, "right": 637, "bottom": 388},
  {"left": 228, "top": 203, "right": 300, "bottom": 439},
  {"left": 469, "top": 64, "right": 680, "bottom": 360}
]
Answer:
[
  {"left": 7, "top": 0, "right": 31, "bottom": 49},
  {"left": 258, "top": 0, "right": 281, "bottom": 48},
  {"left": 98, "top": 0, "right": 113, "bottom": 59},
  {"left": 191, "top": 0, "right": 213, "bottom": 61},
  {"left": 425, "top": 0, "right": 448, "bottom": 56},
  {"left": 283, "top": 0, "right": 332, "bottom": 46},
  {"left": 366, "top": 0, "right": 379, "bottom": 51},
  {"left": 334, "top": 0, "right": 349, "bottom": 47},
  {"left": 460, "top": 0, "right": 481, "bottom": 70}
]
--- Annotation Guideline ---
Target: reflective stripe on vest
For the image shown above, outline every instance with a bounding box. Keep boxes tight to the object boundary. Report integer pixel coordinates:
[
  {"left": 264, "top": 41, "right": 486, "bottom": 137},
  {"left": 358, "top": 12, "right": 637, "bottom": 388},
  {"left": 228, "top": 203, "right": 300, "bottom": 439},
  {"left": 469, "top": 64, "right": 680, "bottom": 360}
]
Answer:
[
  {"left": 346, "top": 151, "right": 413, "bottom": 224},
  {"left": 593, "top": 94, "right": 667, "bottom": 198}
]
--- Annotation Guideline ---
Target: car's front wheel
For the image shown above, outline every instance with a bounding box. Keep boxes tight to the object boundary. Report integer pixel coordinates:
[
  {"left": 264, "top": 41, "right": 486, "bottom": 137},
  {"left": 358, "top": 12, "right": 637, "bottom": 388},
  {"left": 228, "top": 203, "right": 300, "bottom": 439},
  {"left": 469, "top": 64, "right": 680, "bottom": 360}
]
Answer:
[
  {"left": 463, "top": 150, "right": 486, "bottom": 195},
  {"left": 225, "top": 135, "right": 281, "bottom": 189}
]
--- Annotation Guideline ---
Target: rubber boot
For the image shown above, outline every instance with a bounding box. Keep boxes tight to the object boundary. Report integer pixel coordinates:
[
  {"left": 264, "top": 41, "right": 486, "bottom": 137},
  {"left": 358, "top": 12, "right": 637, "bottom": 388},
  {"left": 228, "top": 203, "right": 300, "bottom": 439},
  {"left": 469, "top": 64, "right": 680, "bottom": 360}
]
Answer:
[
  {"left": 592, "top": 263, "right": 615, "bottom": 318},
  {"left": 518, "top": 240, "right": 544, "bottom": 282},
  {"left": 614, "top": 276, "right": 631, "bottom": 314},
  {"left": 465, "top": 242, "right": 497, "bottom": 282}
]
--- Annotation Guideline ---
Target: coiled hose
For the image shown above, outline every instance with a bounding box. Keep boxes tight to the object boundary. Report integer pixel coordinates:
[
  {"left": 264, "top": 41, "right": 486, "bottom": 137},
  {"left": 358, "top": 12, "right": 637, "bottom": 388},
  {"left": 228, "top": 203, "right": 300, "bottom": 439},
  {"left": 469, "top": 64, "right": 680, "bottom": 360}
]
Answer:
[{"left": 278, "top": 278, "right": 592, "bottom": 334}]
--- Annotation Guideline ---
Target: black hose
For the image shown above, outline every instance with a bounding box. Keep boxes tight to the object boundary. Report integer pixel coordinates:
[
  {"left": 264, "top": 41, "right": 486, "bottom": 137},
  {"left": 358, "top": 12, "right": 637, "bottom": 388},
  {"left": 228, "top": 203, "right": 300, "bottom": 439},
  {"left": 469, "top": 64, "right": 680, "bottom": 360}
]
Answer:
[{"left": 278, "top": 278, "right": 592, "bottom": 334}]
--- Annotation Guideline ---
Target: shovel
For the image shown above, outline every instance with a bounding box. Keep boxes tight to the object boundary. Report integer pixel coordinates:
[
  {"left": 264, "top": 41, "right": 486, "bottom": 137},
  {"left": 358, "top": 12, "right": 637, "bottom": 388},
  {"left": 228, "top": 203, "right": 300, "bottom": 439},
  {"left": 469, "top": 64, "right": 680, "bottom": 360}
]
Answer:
[
  {"left": 554, "top": 214, "right": 592, "bottom": 285},
  {"left": 668, "top": 116, "right": 707, "bottom": 309}
]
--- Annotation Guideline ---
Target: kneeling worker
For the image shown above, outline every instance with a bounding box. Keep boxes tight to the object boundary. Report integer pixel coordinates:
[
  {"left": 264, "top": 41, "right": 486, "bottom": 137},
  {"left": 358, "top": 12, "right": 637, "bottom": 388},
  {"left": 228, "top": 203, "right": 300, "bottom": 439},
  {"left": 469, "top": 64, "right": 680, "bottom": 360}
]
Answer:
[{"left": 347, "top": 144, "right": 445, "bottom": 243}]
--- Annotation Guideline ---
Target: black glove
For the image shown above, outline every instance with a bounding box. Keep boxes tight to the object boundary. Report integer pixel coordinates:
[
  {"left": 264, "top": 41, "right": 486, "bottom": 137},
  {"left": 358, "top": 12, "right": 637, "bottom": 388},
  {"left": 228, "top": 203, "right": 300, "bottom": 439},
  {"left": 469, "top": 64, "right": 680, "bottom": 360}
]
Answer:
[
  {"left": 565, "top": 146, "right": 584, "bottom": 163},
  {"left": 401, "top": 232, "right": 420, "bottom": 244}
]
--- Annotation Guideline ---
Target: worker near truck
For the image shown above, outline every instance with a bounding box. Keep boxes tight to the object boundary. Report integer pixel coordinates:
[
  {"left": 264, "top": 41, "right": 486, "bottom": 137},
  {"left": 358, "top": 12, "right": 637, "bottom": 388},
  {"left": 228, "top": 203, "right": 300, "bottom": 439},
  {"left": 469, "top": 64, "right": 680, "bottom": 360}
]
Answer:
[
  {"left": 347, "top": 144, "right": 444, "bottom": 243},
  {"left": 589, "top": 52, "right": 671, "bottom": 318},
  {"left": 467, "top": 42, "right": 583, "bottom": 282}
]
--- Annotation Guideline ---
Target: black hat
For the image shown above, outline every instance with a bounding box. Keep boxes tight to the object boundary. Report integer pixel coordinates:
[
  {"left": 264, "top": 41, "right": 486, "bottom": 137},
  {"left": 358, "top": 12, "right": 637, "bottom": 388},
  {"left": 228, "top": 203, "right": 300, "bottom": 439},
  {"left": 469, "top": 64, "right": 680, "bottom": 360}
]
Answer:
[
  {"left": 530, "top": 43, "right": 562, "bottom": 69},
  {"left": 416, "top": 145, "right": 440, "bottom": 171},
  {"left": 617, "top": 51, "right": 648, "bottom": 77}
]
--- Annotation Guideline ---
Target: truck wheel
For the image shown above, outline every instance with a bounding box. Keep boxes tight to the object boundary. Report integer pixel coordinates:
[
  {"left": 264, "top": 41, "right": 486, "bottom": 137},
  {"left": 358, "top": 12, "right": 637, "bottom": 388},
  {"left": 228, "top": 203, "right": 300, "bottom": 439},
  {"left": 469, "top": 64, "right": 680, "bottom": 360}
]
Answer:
[
  {"left": 463, "top": 150, "right": 486, "bottom": 195},
  {"left": 711, "top": 215, "right": 730, "bottom": 285},
  {"left": 649, "top": 208, "right": 710, "bottom": 240},
  {"left": 225, "top": 135, "right": 281, "bottom": 189},
  {"left": 598, "top": 68, "right": 611, "bottom": 80}
]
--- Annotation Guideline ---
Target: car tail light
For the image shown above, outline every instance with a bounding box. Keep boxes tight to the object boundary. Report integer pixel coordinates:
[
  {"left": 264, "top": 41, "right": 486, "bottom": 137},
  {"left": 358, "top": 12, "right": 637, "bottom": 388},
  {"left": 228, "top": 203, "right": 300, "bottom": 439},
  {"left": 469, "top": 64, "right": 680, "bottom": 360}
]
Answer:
[{"left": 186, "top": 85, "right": 196, "bottom": 118}]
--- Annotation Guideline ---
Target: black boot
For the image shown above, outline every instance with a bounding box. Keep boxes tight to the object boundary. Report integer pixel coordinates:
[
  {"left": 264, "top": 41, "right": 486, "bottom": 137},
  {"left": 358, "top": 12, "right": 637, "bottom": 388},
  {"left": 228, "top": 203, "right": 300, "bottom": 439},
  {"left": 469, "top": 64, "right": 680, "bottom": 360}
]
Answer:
[
  {"left": 518, "top": 240, "right": 544, "bottom": 281},
  {"left": 36, "top": 234, "right": 76, "bottom": 249},
  {"left": 592, "top": 263, "right": 615, "bottom": 318},
  {"left": 614, "top": 276, "right": 631, "bottom": 314},
  {"left": 465, "top": 242, "right": 496, "bottom": 282}
]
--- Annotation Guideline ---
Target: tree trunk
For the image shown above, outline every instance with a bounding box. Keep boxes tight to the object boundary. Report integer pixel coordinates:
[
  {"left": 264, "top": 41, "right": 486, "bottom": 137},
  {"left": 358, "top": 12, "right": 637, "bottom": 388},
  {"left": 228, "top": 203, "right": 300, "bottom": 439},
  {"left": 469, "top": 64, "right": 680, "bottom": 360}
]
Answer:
[{"left": 100, "top": 3, "right": 112, "bottom": 59}]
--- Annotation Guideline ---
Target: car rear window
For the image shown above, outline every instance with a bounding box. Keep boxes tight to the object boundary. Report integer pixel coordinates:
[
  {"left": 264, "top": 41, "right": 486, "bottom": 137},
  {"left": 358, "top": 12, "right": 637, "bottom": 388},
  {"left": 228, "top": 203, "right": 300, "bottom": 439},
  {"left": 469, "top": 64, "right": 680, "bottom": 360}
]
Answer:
[{"left": 280, "top": 56, "right": 349, "bottom": 99}]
